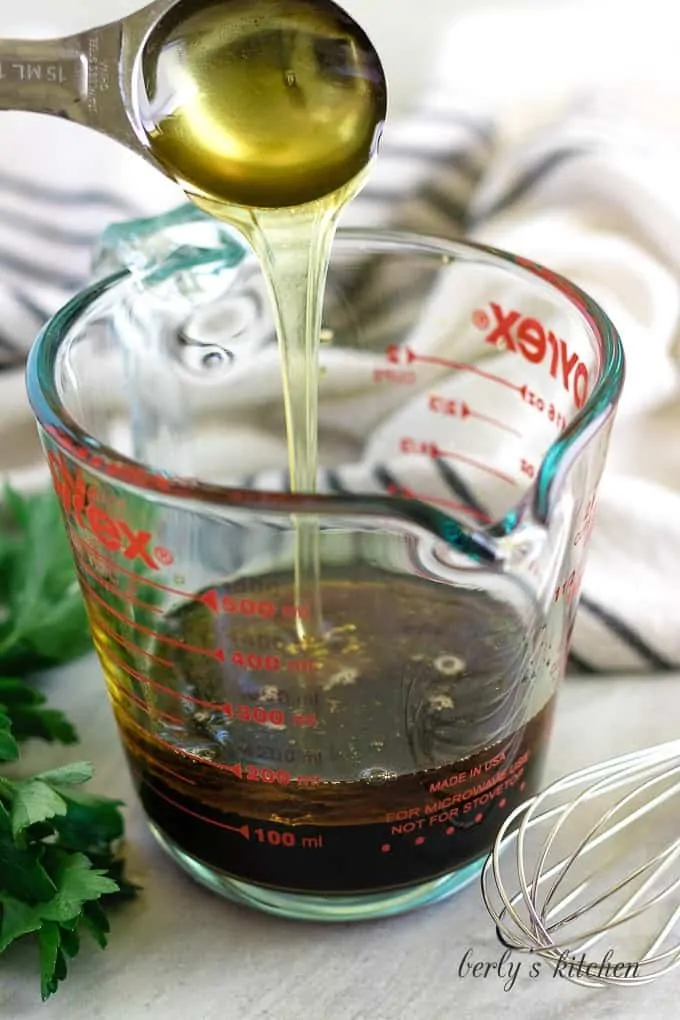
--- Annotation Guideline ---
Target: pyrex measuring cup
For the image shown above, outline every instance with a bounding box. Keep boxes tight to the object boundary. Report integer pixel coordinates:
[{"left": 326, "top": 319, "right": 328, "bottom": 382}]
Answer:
[{"left": 26, "top": 208, "right": 624, "bottom": 921}]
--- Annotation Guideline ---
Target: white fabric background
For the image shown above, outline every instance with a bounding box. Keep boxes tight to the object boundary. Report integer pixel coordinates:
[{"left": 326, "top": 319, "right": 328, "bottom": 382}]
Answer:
[{"left": 1, "top": 0, "right": 679, "bottom": 673}]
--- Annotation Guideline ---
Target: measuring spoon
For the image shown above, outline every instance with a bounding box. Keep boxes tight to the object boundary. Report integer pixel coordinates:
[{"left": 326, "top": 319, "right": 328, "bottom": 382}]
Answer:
[{"left": 0, "top": 0, "right": 387, "bottom": 207}]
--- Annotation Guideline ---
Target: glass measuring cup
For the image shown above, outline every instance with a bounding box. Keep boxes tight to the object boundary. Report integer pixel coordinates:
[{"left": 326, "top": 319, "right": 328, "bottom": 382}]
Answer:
[{"left": 26, "top": 208, "right": 624, "bottom": 922}]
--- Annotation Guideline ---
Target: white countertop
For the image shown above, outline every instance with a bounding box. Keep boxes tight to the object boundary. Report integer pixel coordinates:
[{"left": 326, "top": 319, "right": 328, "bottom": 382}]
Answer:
[{"left": 1, "top": 659, "right": 678, "bottom": 1020}]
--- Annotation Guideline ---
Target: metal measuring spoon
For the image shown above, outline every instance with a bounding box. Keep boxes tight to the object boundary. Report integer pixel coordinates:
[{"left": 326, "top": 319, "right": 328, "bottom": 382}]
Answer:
[{"left": 0, "top": 0, "right": 387, "bottom": 207}]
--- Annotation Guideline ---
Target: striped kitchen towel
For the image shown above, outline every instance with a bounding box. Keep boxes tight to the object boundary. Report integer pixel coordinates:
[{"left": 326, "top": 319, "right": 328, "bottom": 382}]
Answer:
[{"left": 2, "top": 31, "right": 680, "bottom": 675}]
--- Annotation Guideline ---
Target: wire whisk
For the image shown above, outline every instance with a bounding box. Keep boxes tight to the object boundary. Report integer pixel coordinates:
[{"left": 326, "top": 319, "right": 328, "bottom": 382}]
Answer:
[{"left": 481, "top": 738, "right": 680, "bottom": 987}]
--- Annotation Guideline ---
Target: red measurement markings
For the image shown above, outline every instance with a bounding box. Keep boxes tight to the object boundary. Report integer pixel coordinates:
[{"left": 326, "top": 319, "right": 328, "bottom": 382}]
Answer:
[
  {"left": 471, "top": 303, "right": 590, "bottom": 410},
  {"left": 151, "top": 760, "right": 197, "bottom": 788},
  {"left": 81, "top": 577, "right": 225, "bottom": 661},
  {"left": 399, "top": 437, "right": 517, "bottom": 486},
  {"left": 386, "top": 344, "right": 524, "bottom": 394},
  {"left": 253, "top": 828, "right": 324, "bottom": 849},
  {"left": 428, "top": 394, "right": 522, "bottom": 437},
  {"left": 129, "top": 728, "right": 246, "bottom": 777},
  {"left": 72, "top": 533, "right": 214, "bottom": 607},
  {"left": 73, "top": 535, "right": 308, "bottom": 622},
  {"left": 573, "top": 495, "right": 597, "bottom": 547},
  {"left": 292, "top": 713, "right": 318, "bottom": 729},
  {"left": 520, "top": 386, "right": 568, "bottom": 432},
  {"left": 144, "top": 780, "right": 252, "bottom": 837},
  {"left": 106, "top": 650, "right": 290, "bottom": 729},
  {"left": 220, "top": 595, "right": 310, "bottom": 621},
  {"left": 286, "top": 660, "right": 319, "bottom": 674},
  {"left": 231, "top": 651, "right": 320, "bottom": 674},
  {"left": 243, "top": 765, "right": 292, "bottom": 784},
  {"left": 96, "top": 617, "right": 174, "bottom": 669},
  {"left": 125, "top": 725, "right": 319, "bottom": 787},
  {"left": 385, "top": 483, "right": 491, "bottom": 522},
  {"left": 296, "top": 774, "right": 322, "bottom": 786},
  {"left": 77, "top": 558, "right": 162, "bottom": 614},
  {"left": 106, "top": 650, "right": 198, "bottom": 706},
  {"left": 373, "top": 367, "right": 416, "bottom": 385},
  {"left": 553, "top": 567, "right": 584, "bottom": 605},
  {"left": 50, "top": 452, "right": 173, "bottom": 572},
  {"left": 228, "top": 704, "right": 286, "bottom": 726},
  {"left": 115, "top": 683, "right": 185, "bottom": 728}
]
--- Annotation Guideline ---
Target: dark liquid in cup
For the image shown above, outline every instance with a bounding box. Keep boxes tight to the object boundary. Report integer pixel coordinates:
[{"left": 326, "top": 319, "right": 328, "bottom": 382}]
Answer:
[{"left": 91, "top": 570, "right": 556, "bottom": 894}]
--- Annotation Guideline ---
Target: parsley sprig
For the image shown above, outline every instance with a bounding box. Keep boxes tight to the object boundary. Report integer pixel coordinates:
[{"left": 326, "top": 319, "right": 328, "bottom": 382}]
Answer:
[{"left": 0, "top": 487, "right": 137, "bottom": 1000}]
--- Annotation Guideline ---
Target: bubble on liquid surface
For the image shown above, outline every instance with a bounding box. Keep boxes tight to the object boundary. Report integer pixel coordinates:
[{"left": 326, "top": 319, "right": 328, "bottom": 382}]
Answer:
[
  {"left": 185, "top": 745, "right": 218, "bottom": 761},
  {"left": 322, "top": 667, "right": 359, "bottom": 691},
  {"left": 359, "top": 767, "right": 397, "bottom": 785},
  {"left": 427, "top": 694, "right": 456, "bottom": 712},
  {"left": 434, "top": 654, "right": 465, "bottom": 676}
]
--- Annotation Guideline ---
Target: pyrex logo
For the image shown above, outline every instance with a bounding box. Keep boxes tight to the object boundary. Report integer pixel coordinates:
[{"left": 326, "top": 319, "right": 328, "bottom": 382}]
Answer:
[
  {"left": 47, "top": 451, "right": 173, "bottom": 572},
  {"left": 473, "top": 302, "right": 590, "bottom": 410}
]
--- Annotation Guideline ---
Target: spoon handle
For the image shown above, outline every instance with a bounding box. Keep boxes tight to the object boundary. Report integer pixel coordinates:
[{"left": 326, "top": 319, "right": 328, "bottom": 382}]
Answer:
[
  {"left": 0, "top": 0, "right": 177, "bottom": 166},
  {"left": 0, "top": 31, "right": 129, "bottom": 133}
]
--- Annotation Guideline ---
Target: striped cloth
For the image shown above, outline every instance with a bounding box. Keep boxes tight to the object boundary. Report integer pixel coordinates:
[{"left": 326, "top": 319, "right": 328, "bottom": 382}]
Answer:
[{"left": 2, "top": 28, "right": 680, "bottom": 676}]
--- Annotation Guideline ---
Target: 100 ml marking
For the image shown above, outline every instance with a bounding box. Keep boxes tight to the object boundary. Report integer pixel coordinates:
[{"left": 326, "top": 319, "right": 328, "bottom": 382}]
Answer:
[
  {"left": 253, "top": 828, "right": 324, "bottom": 849},
  {"left": 142, "top": 780, "right": 327, "bottom": 847}
]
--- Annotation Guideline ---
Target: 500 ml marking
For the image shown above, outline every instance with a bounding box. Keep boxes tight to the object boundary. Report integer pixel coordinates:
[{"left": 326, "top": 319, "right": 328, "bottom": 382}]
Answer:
[
  {"left": 201, "top": 592, "right": 311, "bottom": 621},
  {"left": 73, "top": 535, "right": 310, "bottom": 633},
  {"left": 52, "top": 460, "right": 310, "bottom": 626}
]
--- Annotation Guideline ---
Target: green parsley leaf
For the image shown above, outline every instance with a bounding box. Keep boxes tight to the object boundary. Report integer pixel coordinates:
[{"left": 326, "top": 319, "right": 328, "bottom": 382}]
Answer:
[
  {"left": 0, "top": 678, "right": 78, "bottom": 746},
  {"left": 0, "top": 486, "right": 92, "bottom": 676},
  {"left": 0, "top": 707, "right": 19, "bottom": 762},
  {"left": 39, "top": 850, "right": 120, "bottom": 925},
  {"left": 0, "top": 894, "right": 45, "bottom": 951},
  {"left": 11, "top": 781, "right": 69, "bottom": 838},
  {"left": 0, "top": 835, "right": 57, "bottom": 905},
  {"left": 0, "top": 488, "right": 138, "bottom": 999},
  {"left": 38, "top": 921, "right": 61, "bottom": 1000},
  {"left": 80, "top": 900, "right": 111, "bottom": 950},
  {"left": 35, "top": 763, "right": 94, "bottom": 787},
  {"left": 52, "top": 788, "right": 125, "bottom": 854}
]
